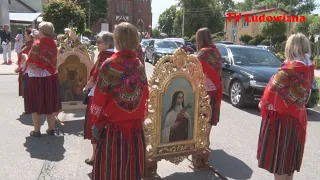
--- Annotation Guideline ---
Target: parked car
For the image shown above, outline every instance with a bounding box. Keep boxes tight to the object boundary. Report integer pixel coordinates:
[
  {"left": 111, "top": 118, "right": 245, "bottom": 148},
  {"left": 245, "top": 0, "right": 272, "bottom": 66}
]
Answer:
[
  {"left": 175, "top": 41, "right": 195, "bottom": 55},
  {"left": 145, "top": 39, "right": 179, "bottom": 65},
  {"left": 79, "top": 36, "right": 97, "bottom": 45},
  {"left": 164, "top": 38, "right": 185, "bottom": 45},
  {"left": 215, "top": 41, "right": 234, "bottom": 44},
  {"left": 257, "top": 45, "right": 277, "bottom": 53},
  {"left": 185, "top": 40, "right": 196, "bottom": 50},
  {"left": 215, "top": 44, "right": 319, "bottom": 108}
]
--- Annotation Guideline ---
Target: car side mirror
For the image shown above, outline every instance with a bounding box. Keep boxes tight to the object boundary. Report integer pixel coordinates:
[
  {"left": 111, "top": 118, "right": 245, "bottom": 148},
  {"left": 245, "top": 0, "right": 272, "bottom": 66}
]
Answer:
[{"left": 222, "top": 57, "right": 230, "bottom": 65}]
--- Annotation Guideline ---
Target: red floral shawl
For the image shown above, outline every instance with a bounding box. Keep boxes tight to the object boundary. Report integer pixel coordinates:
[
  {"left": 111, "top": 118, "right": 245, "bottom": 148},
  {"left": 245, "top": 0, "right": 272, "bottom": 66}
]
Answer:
[
  {"left": 27, "top": 37, "right": 57, "bottom": 75},
  {"left": 18, "top": 40, "right": 33, "bottom": 66},
  {"left": 136, "top": 44, "right": 145, "bottom": 66},
  {"left": 197, "top": 45, "right": 223, "bottom": 108},
  {"left": 89, "top": 50, "right": 114, "bottom": 82},
  {"left": 260, "top": 60, "right": 314, "bottom": 143},
  {"left": 91, "top": 50, "right": 149, "bottom": 140}
]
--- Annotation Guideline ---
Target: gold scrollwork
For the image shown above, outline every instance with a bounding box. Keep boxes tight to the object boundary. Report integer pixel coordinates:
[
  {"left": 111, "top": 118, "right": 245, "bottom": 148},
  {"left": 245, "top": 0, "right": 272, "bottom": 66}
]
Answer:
[
  {"left": 158, "top": 144, "right": 195, "bottom": 154},
  {"left": 144, "top": 48, "right": 212, "bottom": 165},
  {"left": 166, "top": 156, "right": 189, "bottom": 165}
]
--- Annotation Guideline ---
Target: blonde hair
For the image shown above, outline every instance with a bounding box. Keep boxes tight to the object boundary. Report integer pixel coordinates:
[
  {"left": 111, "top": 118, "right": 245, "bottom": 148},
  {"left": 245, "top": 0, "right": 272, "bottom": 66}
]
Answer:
[
  {"left": 285, "top": 33, "right": 311, "bottom": 61},
  {"left": 196, "top": 27, "right": 213, "bottom": 51},
  {"left": 113, "top": 22, "right": 139, "bottom": 51},
  {"left": 39, "top": 21, "right": 55, "bottom": 36}
]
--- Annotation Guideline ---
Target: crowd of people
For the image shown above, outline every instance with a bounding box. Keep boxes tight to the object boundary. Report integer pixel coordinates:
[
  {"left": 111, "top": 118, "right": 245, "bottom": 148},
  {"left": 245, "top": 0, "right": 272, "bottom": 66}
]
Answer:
[{"left": 4, "top": 19, "right": 314, "bottom": 180}]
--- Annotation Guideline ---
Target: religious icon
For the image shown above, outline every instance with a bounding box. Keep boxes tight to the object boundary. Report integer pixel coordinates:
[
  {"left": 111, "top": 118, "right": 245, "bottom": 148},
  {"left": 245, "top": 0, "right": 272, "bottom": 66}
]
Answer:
[{"left": 161, "top": 77, "right": 195, "bottom": 143}]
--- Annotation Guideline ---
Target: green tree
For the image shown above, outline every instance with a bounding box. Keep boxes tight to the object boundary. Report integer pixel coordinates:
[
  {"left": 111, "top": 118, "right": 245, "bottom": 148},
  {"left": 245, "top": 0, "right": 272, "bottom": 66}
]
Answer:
[
  {"left": 152, "top": 28, "right": 161, "bottom": 38},
  {"left": 293, "top": 14, "right": 314, "bottom": 36},
  {"left": 310, "top": 16, "right": 320, "bottom": 35},
  {"left": 259, "top": 15, "right": 287, "bottom": 45},
  {"left": 79, "top": 0, "right": 108, "bottom": 27},
  {"left": 173, "top": 9, "right": 183, "bottom": 37},
  {"left": 239, "top": 34, "right": 253, "bottom": 45},
  {"left": 177, "top": 0, "right": 224, "bottom": 37},
  {"left": 43, "top": 1, "right": 86, "bottom": 34},
  {"left": 158, "top": 5, "right": 177, "bottom": 35}
]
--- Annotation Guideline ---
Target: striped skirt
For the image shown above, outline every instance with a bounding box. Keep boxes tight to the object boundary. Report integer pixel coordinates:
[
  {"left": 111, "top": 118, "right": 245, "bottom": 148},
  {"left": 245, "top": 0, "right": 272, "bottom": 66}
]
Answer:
[
  {"left": 256, "top": 111, "right": 306, "bottom": 175},
  {"left": 208, "top": 90, "right": 220, "bottom": 126},
  {"left": 23, "top": 73, "right": 62, "bottom": 115},
  {"left": 18, "top": 71, "right": 24, "bottom": 97},
  {"left": 84, "top": 97, "right": 97, "bottom": 144},
  {"left": 93, "top": 123, "right": 146, "bottom": 180}
]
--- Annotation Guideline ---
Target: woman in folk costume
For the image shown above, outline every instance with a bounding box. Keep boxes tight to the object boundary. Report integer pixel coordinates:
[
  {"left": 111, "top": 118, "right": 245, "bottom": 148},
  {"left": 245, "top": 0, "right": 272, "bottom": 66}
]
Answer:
[
  {"left": 91, "top": 22, "right": 149, "bottom": 180},
  {"left": 257, "top": 33, "right": 314, "bottom": 180},
  {"left": 23, "top": 21, "right": 61, "bottom": 137},
  {"left": 196, "top": 28, "right": 222, "bottom": 127},
  {"left": 83, "top": 31, "right": 114, "bottom": 166},
  {"left": 14, "top": 28, "right": 34, "bottom": 98}
]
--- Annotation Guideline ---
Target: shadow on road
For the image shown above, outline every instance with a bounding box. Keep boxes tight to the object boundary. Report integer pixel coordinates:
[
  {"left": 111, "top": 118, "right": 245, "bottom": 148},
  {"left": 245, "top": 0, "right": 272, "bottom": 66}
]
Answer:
[
  {"left": 23, "top": 135, "right": 66, "bottom": 161},
  {"left": 163, "top": 149, "right": 253, "bottom": 180},
  {"left": 222, "top": 96, "right": 261, "bottom": 117},
  {"left": 55, "top": 119, "right": 84, "bottom": 137},
  {"left": 162, "top": 171, "right": 220, "bottom": 180},
  {"left": 307, "top": 108, "right": 320, "bottom": 122},
  {"left": 209, "top": 149, "right": 253, "bottom": 180},
  {"left": 16, "top": 113, "right": 46, "bottom": 126}
]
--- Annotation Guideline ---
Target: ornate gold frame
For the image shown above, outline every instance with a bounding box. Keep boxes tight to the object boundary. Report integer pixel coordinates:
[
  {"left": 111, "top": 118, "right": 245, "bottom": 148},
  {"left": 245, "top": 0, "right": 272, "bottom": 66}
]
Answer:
[
  {"left": 144, "top": 48, "right": 212, "bottom": 165},
  {"left": 57, "top": 29, "right": 93, "bottom": 110}
]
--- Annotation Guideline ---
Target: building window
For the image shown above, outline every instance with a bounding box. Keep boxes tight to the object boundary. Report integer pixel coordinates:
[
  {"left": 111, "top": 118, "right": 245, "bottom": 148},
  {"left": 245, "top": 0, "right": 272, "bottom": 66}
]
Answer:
[
  {"left": 243, "top": 21, "right": 249, "bottom": 27},
  {"left": 233, "top": 20, "right": 238, "bottom": 27},
  {"left": 121, "top": 0, "right": 124, "bottom": 11},
  {"left": 125, "top": 4, "right": 128, "bottom": 14},
  {"left": 117, "top": 3, "right": 120, "bottom": 13}
]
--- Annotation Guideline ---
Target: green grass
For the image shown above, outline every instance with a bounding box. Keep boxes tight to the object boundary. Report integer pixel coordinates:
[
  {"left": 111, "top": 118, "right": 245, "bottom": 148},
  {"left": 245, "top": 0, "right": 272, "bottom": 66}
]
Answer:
[{"left": 316, "top": 77, "right": 320, "bottom": 106}]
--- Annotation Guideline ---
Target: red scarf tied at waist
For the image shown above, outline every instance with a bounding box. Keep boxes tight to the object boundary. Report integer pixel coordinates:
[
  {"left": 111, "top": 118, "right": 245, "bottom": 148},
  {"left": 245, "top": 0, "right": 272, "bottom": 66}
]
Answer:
[
  {"left": 27, "top": 37, "right": 57, "bottom": 75},
  {"left": 91, "top": 50, "right": 149, "bottom": 140},
  {"left": 197, "top": 44, "right": 223, "bottom": 108},
  {"left": 89, "top": 50, "right": 114, "bottom": 82},
  {"left": 260, "top": 60, "right": 314, "bottom": 144},
  {"left": 18, "top": 40, "right": 33, "bottom": 66}
]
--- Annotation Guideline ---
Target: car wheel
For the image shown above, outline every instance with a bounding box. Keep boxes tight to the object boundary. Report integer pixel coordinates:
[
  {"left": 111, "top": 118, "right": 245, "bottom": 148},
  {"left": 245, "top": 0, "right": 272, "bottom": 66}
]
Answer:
[
  {"left": 230, "top": 80, "right": 246, "bottom": 108},
  {"left": 186, "top": 51, "right": 191, "bottom": 55}
]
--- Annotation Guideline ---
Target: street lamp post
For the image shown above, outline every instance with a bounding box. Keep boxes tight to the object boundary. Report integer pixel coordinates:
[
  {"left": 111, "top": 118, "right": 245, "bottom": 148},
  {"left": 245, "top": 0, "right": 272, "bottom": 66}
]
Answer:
[{"left": 88, "top": 0, "right": 91, "bottom": 29}]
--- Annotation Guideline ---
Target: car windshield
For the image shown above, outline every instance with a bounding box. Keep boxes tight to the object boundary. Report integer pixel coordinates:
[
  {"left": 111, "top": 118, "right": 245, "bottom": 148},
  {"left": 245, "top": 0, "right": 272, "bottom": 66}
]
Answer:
[
  {"left": 155, "top": 41, "right": 178, "bottom": 49},
  {"left": 229, "top": 47, "right": 282, "bottom": 66}
]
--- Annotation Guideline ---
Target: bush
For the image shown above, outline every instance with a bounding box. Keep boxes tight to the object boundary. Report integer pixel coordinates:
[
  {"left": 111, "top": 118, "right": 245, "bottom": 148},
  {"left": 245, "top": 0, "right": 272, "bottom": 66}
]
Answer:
[
  {"left": 43, "top": 1, "right": 86, "bottom": 34},
  {"left": 276, "top": 52, "right": 285, "bottom": 61},
  {"left": 260, "top": 39, "right": 271, "bottom": 46},
  {"left": 190, "top": 35, "right": 196, "bottom": 43},
  {"left": 183, "top": 36, "right": 189, "bottom": 41},
  {"left": 254, "top": 34, "right": 264, "bottom": 44},
  {"left": 281, "top": 41, "right": 286, "bottom": 52},
  {"left": 239, "top": 34, "right": 253, "bottom": 45},
  {"left": 248, "top": 39, "right": 257, "bottom": 45},
  {"left": 83, "top": 28, "right": 92, "bottom": 37},
  {"left": 314, "top": 56, "right": 320, "bottom": 69}
]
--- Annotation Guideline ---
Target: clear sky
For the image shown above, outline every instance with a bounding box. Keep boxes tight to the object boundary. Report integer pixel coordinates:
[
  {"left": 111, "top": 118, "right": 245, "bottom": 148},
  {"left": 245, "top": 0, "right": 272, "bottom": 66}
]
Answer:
[{"left": 151, "top": 0, "right": 320, "bottom": 28}]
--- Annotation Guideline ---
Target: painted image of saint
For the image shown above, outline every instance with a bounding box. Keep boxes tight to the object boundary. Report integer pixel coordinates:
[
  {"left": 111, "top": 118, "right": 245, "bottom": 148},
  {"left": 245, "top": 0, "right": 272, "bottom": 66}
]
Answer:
[{"left": 162, "top": 91, "right": 193, "bottom": 143}]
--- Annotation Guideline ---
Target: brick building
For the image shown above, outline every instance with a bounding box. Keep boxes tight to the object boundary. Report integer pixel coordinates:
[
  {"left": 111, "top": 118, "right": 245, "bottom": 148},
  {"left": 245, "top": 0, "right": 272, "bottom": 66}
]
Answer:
[{"left": 108, "top": 0, "right": 152, "bottom": 34}]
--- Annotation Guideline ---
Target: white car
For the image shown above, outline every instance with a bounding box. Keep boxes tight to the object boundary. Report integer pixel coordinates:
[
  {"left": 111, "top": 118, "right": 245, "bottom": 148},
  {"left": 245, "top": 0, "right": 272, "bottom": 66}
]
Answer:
[{"left": 164, "top": 38, "right": 185, "bottom": 45}]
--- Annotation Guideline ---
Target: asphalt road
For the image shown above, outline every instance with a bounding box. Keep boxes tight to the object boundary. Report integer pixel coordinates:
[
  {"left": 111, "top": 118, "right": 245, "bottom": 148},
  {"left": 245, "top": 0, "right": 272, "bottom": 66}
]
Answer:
[{"left": 0, "top": 63, "right": 319, "bottom": 180}]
